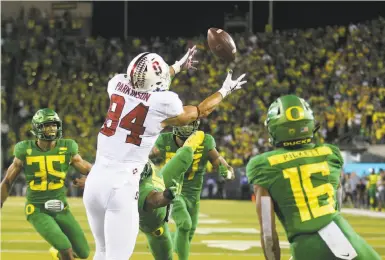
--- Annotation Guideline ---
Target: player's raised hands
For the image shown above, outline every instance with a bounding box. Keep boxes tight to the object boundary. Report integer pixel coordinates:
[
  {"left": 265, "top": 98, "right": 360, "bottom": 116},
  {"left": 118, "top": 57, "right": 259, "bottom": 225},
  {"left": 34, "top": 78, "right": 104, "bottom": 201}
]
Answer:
[
  {"left": 218, "top": 70, "right": 247, "bottom": 98},
  {"left": 172, "top": 45, "right": 199, "bottom": 74}
]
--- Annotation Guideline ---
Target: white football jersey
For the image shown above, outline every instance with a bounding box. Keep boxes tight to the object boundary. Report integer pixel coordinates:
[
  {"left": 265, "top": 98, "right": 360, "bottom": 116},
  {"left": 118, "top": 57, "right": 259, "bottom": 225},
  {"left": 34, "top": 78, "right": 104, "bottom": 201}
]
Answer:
[{"left": 96, "top": 74, "right": 183, "bottom": 164}]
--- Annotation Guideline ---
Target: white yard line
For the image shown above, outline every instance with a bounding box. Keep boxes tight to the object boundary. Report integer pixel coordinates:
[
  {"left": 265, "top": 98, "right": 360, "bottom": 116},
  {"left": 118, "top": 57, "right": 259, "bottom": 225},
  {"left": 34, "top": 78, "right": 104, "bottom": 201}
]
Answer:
[
  {"left": 0, "top": 249, "right": 293, "bottom": 256},
  {"left": 341, "top": 208, "right": 385, "bottom": 218}
]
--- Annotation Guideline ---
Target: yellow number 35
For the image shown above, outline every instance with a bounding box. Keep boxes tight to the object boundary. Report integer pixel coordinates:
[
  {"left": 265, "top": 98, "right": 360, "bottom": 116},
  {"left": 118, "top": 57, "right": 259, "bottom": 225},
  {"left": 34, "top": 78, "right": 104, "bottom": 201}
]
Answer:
[{"left": 26, "top": 155, "right": 66, "bottom": 191}]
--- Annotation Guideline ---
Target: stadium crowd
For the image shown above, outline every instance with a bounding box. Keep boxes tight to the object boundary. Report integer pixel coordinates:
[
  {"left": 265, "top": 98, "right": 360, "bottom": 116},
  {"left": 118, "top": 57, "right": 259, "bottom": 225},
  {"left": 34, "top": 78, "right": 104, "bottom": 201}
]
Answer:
[{"left": 2, "top": 8, "right": 385, "bottom": 171}]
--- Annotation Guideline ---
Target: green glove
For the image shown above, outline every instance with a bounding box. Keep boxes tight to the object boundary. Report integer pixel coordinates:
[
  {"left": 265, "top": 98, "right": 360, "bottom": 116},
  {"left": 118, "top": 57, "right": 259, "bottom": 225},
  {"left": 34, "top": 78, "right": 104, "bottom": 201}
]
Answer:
[
  {"left": 219, "top": 163, "right": 228, "bottom": 178},
  {"left": 163, "top": 179, "right": 179, "bottom": 201}
]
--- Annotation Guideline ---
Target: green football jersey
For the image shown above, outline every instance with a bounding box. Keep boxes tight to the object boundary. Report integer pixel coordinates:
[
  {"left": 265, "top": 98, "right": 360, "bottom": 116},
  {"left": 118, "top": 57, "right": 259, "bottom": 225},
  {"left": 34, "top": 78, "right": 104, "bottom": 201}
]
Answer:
[
  {"left": 138, "top": 165, "right": 167, "bottom": 233},
  {"left": 155, "top": 132, "right": 215, "bottom": 201},
  {"left": 14, "top": 139, "right": 78, "bottom": 204},
  {"left": 246, "top": 143, "right": 343, "bottom": 242}
]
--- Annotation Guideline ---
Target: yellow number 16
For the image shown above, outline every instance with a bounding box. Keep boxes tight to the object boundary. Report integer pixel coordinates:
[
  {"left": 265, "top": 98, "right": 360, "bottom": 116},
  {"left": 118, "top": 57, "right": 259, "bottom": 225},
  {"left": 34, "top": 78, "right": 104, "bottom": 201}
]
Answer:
[{"left": 283, "top": 161, "right": 336, "bottom": 222}]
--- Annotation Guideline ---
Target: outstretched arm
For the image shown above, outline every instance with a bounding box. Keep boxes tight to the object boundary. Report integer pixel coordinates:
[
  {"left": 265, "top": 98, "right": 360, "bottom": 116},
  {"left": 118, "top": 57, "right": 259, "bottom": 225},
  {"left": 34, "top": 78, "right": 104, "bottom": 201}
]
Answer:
[
  {"left": 1, "top": 158, "right": 23, "bottom": 207},
  {"left": 144, "top": 188, "right": 175, "bottom": 211},
  {"left": 162, "top": 70, "right": 247, "bottom": 127},
  {"left": 254, "top": 184, "right": 280, "bottom": 260},
  {"left": 70, "top": 154, "right": 92, "bottom": 175},
  {"left": 208, "top": 148, "right": 234, "bottom": 180}
]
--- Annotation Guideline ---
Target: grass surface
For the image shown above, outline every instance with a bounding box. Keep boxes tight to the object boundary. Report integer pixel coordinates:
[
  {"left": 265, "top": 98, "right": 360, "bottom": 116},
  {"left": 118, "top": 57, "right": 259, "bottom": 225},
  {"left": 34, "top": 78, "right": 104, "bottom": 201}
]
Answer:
[{"left": 1, "top": 197, "right": 384, "bottom": 260}]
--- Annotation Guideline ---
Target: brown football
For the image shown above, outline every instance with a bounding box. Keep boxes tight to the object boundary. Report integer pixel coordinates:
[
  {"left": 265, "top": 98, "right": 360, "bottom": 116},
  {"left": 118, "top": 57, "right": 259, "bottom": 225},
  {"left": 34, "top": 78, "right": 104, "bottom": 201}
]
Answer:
[{"left": 207, "top": 28, "right": 237, "bottom": 62}]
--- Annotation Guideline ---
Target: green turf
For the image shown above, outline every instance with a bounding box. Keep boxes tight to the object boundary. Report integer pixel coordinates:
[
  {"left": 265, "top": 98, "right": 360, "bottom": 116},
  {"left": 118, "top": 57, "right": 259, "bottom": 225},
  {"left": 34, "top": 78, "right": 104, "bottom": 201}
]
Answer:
[{"left": 1, "top": 197, "right": 384, "bottom": 260}]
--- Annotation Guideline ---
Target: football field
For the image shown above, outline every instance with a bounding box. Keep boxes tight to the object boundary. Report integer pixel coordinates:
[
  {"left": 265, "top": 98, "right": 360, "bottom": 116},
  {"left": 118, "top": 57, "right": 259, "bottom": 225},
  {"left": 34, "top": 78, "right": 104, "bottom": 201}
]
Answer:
[{"left": 1, "top": 197, "right": 385, "bottom": 260}]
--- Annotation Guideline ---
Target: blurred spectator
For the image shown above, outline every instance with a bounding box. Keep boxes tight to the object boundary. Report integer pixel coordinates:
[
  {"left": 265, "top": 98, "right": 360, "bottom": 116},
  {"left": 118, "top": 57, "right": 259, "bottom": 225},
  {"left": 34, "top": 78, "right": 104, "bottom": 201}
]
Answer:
[
  {"left": 378, "top": 169, "right": 385, "bottom": 211},
  {"left": 206, "top": 177, "right": 216, "bottom": 199},
  {"left": 2, "top": 8, "right": 385, "bottom": 199},
  {"left": 240, "top": 172, "right": 250, "bottom": 200},
  {"left": 356, "top": 178, "right": 368, "bottom": 208}
]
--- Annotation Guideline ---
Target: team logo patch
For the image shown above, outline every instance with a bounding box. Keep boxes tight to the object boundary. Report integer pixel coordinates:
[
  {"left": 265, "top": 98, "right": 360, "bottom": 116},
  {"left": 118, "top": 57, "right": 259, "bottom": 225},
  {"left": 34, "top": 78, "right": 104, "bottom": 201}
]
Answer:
[
  {"left": 25, "top": 204, "right": 35, "bottom": 215},
  {"left": 26, "top": 149, "right": 32, "bottom": 155},
  {"left": 152, "top": 226, "right": 164, "bottom": 237}
]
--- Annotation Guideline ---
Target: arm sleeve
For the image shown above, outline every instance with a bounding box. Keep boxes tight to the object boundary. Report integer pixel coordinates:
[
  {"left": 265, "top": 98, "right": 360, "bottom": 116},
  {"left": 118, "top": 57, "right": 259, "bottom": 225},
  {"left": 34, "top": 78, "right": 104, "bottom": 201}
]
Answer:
[
  {"left": 326, "top": 144, "right": 344, "bottom": 167},
  {"left": 246, "top": 155, "right": 273, "bottom": 190},
  {"left": 69, "top": 140, "right": 79, "bottom": 157},
  {"left": 155, "top": 134, "right": 166, "bottom": 155},
  {"left": 13, "top": 142, "right": 26, "bottom": 161},
  {"left": 138, "top": 181, "right": 155, "bottom": 211},
  {"left": 205, "top": 134, "right": 216, "bottom": 151},
  {"left": 161, "top": 146, "right": 194, "bottom": 188},
  {"left": 165, "top": 92, "right": 183, "bottom": 118}
]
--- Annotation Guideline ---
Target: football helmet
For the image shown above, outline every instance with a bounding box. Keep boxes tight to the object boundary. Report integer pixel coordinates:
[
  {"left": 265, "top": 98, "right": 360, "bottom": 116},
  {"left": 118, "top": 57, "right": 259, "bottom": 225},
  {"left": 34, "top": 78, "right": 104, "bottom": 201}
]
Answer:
[
  {"left": 31, "top": 108, "right": 63, "bottom": 141},
  {"left": 127, "top": 52, "right": 171, "bottom": 92},
  {"left": 173, "top": 120, "right": 200, "bottom": 139},
  {"left": 140, "top": 160, "right": 156, "bottom": 183},
  {"left": 265, "top": 95, "right": 315, "bottom": 147}
]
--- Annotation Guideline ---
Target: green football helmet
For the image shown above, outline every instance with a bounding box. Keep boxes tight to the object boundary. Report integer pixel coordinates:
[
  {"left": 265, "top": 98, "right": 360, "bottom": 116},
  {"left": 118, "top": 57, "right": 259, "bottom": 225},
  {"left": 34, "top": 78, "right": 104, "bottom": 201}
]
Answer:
[
  {"left": 173, "top": 120, "right": 200, "bottom": 139},
  {"left": 140, "top": 161, "right": 154, "bottom": 183},
  {"left": 265, "top": 95, "right": 315, "bottom": 147},
  {"left": 31, "top": 108, "right": 63, "bottom": 141}
]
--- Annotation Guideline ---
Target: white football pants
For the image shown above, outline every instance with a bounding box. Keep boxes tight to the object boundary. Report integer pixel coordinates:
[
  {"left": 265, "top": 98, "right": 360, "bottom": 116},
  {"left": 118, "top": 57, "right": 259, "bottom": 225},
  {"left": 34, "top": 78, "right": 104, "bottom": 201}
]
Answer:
[{"left": 83, "top": 160, "right": 142, "bottom": 260}]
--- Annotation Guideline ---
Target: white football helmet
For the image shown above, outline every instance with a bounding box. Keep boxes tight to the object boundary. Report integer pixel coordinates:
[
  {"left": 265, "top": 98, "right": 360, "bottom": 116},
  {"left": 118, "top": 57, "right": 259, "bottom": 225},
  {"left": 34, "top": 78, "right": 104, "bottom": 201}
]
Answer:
[{"left": 127, "top": 52, "right": 171, "bottom": 92}]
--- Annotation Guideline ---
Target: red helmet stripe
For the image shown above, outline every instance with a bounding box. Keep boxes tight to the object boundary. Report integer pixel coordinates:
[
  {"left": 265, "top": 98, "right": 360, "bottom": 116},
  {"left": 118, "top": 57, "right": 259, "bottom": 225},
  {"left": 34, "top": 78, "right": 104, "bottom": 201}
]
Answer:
[{"left": 130, "top": 52, "right": 150, "bottom": 88}]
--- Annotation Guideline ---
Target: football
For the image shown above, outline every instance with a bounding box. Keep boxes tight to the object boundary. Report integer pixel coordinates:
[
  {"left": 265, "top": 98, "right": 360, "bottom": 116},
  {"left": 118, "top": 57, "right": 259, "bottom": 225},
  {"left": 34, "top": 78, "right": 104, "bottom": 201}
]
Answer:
[{"left": 207, "top": 28, "right": 237, "bottom": 62}]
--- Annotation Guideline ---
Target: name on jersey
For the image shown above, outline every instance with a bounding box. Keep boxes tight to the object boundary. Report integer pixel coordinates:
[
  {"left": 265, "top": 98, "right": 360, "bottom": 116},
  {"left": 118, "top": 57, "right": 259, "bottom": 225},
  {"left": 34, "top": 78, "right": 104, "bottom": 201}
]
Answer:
[
  {"left": 115, "top": 82, "right": 151, "bottom": 102},
  {"left": 267, "top": 146, "right": 333, "bottom": 166}
]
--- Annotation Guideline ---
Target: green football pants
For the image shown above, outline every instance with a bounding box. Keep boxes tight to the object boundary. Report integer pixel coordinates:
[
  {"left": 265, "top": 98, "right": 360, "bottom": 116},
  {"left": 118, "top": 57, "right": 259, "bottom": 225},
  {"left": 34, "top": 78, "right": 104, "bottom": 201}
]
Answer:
[
  {"left": 25, "top": 203, "right": 90, "bottom": 259},
  {"left": 145, "top": 223, "right": 173, "bottom": 260},
  {"left": 291, "top": 215, "right": 381, "bottom": 260},
  {"left": 171, "top": 195, "right": 200, "bottom": 260}
]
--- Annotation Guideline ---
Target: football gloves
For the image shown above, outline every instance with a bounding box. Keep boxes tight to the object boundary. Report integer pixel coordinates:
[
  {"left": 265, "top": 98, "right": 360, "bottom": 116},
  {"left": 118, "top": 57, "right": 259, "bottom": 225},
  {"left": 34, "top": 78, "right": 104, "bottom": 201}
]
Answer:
[
  {"left": 172, "top": 45, "right": 198, "bottom": 74},
  {"left": 218, "top": 70, "right": 247, "bottom": 98}
]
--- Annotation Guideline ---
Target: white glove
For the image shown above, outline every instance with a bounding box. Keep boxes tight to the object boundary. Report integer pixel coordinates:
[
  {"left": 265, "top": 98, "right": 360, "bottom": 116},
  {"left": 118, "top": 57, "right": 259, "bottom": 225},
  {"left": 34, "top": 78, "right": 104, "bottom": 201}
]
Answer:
[
  {"left": 171, "top": 45, "right": 198, "bottom": 74},
  {"left": 218, "top": 70, "right": 247, "bottom": 98}
]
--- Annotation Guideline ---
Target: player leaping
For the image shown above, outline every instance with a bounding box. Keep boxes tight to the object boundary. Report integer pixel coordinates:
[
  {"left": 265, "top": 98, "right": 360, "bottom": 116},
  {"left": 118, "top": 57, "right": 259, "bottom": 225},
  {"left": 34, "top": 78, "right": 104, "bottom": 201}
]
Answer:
[
  {"left": 83, "top": 46, "right": 247, "bottom": 260},
  {"left": 246, "top": 95, "right": 381, "bottom": 260},
  {"left": 0, "top": 109, "right": 92, "bottom": 260}
]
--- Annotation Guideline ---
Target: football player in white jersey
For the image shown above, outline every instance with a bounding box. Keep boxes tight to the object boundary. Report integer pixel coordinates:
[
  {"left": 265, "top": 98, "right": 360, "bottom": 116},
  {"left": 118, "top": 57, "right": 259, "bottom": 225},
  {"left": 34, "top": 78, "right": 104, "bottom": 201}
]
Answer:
[{"left": 83, "top": 46, "right": 247, "bottom": 260}]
